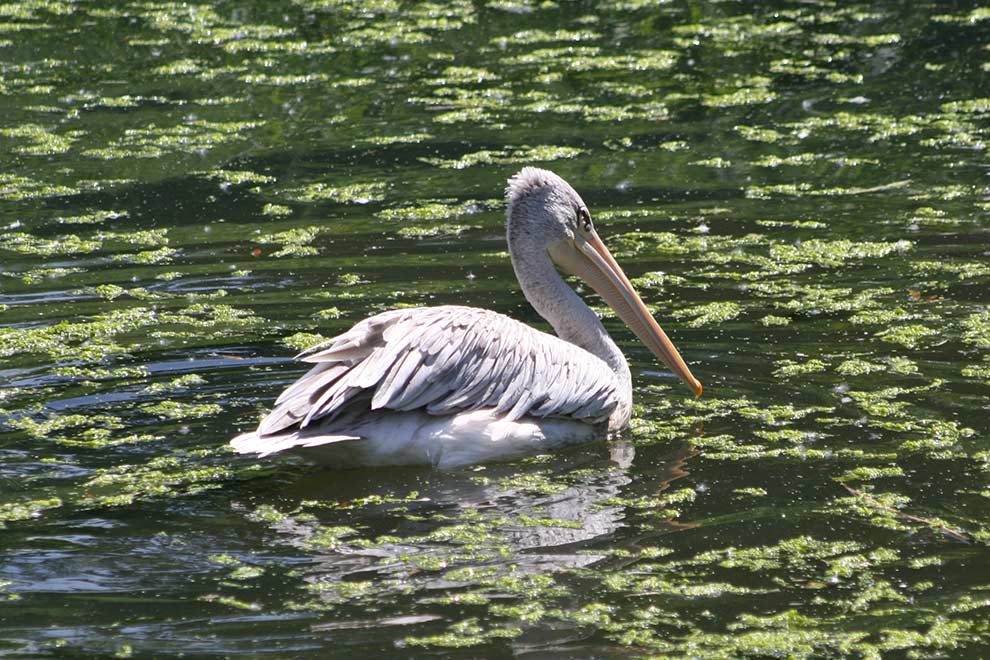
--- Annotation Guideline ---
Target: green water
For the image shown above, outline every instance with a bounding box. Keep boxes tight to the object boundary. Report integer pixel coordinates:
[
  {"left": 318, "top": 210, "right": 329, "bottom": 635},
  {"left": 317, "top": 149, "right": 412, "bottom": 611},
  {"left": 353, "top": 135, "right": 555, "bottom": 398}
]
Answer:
[{"left": 2, "top": 0, "right": 989, "bottom": 656}]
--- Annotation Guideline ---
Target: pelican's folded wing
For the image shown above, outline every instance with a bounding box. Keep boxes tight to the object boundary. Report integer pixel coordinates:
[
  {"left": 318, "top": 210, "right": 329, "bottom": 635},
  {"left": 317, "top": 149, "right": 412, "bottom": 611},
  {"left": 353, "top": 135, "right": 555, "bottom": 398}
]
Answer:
[{"left": 255, "top": 305, "right": 618, "bottom": 436}]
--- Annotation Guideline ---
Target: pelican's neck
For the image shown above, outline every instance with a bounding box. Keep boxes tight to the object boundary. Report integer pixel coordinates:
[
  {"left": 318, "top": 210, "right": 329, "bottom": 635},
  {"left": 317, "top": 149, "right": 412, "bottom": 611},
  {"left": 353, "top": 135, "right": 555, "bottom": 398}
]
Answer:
[{"left": 508, "top": 234, "right": 632, "bottom": 396}]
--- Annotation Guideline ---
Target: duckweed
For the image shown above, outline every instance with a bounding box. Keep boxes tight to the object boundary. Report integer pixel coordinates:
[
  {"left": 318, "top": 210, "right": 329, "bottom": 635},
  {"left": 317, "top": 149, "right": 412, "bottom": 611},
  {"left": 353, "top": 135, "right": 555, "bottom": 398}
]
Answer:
[
  {"left": 283, "top": 181, "right": 387, "bottom": 204},
  {"left": 421, "top": 145, "right": 584, "bottom": 169},
  {"left": 672, "top": 301, "right": 742, "bottom": 327}
]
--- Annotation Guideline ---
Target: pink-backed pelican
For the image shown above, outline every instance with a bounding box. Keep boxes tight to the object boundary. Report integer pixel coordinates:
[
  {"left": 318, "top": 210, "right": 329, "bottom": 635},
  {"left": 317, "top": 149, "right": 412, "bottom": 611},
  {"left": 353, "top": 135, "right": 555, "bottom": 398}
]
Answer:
[{"left": 231, "top": 167, "right": 702, "bottom": 467}]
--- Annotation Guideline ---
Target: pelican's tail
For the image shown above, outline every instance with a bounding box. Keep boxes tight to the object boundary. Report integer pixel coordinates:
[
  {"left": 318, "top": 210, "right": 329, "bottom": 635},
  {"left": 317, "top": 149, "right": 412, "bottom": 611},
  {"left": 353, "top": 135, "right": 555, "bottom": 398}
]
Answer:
[{"left": 229, "top": 429, "right": 360, "bottom": 457}]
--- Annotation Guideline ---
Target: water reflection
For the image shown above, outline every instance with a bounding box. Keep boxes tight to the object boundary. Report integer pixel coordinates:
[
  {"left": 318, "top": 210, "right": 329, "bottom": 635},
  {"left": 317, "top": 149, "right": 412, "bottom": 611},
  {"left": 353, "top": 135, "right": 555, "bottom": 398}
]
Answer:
[{"left": 238, "top": 440, "right": 696, "bottom": 610}]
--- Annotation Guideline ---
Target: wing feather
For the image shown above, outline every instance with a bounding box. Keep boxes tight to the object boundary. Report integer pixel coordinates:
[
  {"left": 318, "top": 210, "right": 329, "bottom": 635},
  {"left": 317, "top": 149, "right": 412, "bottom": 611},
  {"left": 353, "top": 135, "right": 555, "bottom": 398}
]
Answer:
[
  {"left": 373, "top": 348, "right": 425, "bottom": 409},
  {"left": 252, "top": 305, "right": 620, "bottom": 437}
]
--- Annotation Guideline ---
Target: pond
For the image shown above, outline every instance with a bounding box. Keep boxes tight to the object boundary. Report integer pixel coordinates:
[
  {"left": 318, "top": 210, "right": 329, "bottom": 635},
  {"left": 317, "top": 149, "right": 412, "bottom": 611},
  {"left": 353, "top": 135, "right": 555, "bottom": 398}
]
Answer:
[{"left": 1, "top": 0, "right": 989, "bottom": 656}]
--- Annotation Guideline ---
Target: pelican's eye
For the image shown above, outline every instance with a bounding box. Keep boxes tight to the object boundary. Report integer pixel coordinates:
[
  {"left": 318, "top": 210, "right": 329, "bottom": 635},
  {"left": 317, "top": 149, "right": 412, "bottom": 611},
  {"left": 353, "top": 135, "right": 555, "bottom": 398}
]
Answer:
[{"left": 578, "top": 207, "right": 593, "bottom": 233}]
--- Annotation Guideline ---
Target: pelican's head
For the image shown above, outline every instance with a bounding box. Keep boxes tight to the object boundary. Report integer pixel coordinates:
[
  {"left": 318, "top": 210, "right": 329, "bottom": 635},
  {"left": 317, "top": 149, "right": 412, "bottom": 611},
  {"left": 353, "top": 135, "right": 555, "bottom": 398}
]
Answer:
[{"left": 506, "top": 167, "right": 702, "bottom": 397}]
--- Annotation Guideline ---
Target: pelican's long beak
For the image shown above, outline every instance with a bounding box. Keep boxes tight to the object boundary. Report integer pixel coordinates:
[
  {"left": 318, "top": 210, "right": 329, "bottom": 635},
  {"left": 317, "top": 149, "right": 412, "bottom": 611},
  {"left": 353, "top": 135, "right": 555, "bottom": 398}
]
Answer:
[{"left": 549, "top": 232, "right": 703, "bottom": 397}]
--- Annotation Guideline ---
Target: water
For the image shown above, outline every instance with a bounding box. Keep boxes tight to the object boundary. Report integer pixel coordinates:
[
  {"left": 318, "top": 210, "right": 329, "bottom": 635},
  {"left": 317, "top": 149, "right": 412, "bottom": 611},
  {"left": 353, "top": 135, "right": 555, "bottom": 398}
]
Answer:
[{"left": 2, "top": 0, "right": 989, "bottom": 656}]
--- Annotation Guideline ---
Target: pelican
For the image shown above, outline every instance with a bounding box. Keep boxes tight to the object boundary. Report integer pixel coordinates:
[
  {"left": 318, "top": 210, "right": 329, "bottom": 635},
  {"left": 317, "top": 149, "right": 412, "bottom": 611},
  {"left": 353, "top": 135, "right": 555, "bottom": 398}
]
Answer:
[{"left": 231, "top": 167, "right": 702, "bottom": 468}]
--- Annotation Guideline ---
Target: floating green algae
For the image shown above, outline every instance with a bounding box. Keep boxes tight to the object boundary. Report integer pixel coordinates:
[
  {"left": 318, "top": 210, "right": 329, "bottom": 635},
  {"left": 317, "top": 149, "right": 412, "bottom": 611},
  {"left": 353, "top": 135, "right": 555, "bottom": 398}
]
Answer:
[
  {"left": 283, "top": 332, "right": 329, "bottom": 351},
  {"left": 257, "top": 226, "right": 327, "bottom": 258},
  {"left": 79, "top": 453, "right": 250, "bottom": 508},
  {"left": 397, "top": 223, "right": 476, "bottom": 238},
  {"left": 0, "top": 173, "right": 78, "bottom": 200},
  {"left": 875, "top": 324, "right": 939, "bottom": 349},
  {"left": 421, "top": 145, "right": 584, "bottom": 169},
  {"left": 690, "top": 157, "right": 732, "bottom": 168},
  {"left": 376, "top": 199, "right": 485, "bottom": 222},
  {"left": 502, "top": 47, "right": 677, "bottom": 73},
  {"left": 490, "top": 28, "right": 599, "bottom": 47},
  {"left": 53, "top": 209, "right": 129, "bottom": 225},
  {"left": 0, "top": 122, "right": 78, "bottom": 155},
  {"left": 203, "top": 169, "right": 276, "bottom": 187},
  {"left": 671, "top": 301, "right": 742, "bottom": 327},
  {"left": 0, "top": 497, "right": 62, "bottom": 529},
  {"left": 0, "top": 232, "right": 102, "bottom": 255},
  {"left": 81, "top": 120, "right": 261, "bottom": 160},
  {"left": 770, "top": 239, "right": 912, "bottom": 267},
  {"left": 759, "top": 314, "right": 791, "bottom": 326},
  {"left": 364, "top": 132, "right": 434, "bottom": 146},
  {"left": 702, "top": 77, "right": 777, "bottom": 108},
  {"left": 282, "top": 181, "right": 387, "bottom": 204},
  {"left": 141, "top": 401, "right": 222, "bottom": 420},
  {"left": 261, "top": 203, "right": 293, "bottom": 217}
]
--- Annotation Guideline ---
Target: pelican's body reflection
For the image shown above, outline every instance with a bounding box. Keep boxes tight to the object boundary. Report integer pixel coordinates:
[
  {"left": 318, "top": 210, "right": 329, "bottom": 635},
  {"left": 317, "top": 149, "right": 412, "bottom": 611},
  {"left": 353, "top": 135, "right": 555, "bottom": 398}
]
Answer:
[{"left": 236, "top": 442, "right": 696, "bottom": 602}]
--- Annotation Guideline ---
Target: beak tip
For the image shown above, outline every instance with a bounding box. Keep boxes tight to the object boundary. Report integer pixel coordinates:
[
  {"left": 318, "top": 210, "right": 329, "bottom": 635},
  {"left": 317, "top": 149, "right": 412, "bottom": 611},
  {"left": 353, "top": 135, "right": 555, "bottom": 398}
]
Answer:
[{"left": 692, "top": 380, "right": 703, "bottom": 398}]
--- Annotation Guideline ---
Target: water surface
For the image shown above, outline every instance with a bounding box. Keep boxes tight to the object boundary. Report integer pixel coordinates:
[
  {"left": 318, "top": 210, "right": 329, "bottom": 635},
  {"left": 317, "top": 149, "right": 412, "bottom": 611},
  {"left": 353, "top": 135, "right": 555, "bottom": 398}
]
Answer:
[{"left": 2, "top": 0, "right": 989, "bottom": 656}]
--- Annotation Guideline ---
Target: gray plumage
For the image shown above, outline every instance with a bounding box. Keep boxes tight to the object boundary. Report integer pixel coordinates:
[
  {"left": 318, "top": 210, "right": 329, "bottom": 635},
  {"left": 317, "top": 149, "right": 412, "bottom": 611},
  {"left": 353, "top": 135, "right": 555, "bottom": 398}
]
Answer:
[{"left": 256, "top": 305, "right": 620, "bottom": 437}]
